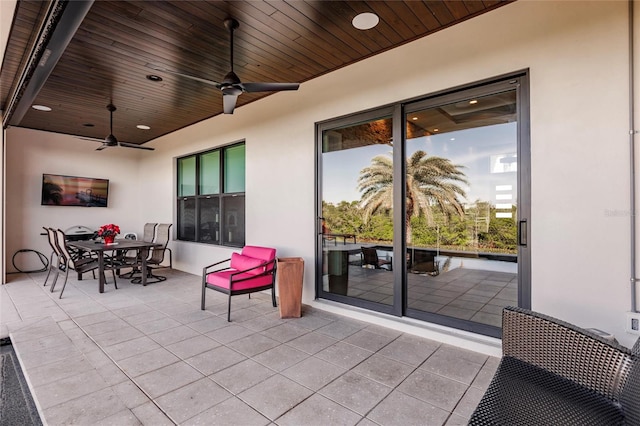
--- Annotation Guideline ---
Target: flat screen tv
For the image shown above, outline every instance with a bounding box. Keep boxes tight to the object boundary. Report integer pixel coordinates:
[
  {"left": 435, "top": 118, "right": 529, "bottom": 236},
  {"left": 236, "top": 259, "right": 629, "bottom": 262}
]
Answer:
[{"left": 41, "top": 173, "right": 109, "bottom": 207}]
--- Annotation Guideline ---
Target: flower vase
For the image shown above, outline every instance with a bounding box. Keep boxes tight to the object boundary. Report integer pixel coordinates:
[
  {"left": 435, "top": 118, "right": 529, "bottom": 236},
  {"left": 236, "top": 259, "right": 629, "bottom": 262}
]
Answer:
[{"left": 104, "top": 235, "right": 115, "bottom": 244}]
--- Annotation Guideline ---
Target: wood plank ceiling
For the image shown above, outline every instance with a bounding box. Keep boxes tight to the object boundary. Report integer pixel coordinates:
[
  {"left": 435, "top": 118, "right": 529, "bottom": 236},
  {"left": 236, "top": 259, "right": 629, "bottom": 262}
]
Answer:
[{"left": 0, "top": 0, "right": 512, "bottom": 148}]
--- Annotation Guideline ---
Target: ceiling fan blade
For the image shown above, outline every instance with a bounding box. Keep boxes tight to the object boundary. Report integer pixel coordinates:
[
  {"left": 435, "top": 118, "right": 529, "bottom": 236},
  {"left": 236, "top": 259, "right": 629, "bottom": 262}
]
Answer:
[
  {"left": 242, "top": 82, "right": 300, "bottom": 93},
  {"left": 96, "top": 144, "right": 109, "bottom": 151},
  {"left": 223, "top": 94, "right": 238, "bottom": 114},
  {"left": 77, "top": 136, "right": 104, "bottom": 143},
  {"left": 119, "top": 142, "right": 155, "bottom": 151},
  {"left": 149, "top": 66, "right": 221, "bottom": 87}
]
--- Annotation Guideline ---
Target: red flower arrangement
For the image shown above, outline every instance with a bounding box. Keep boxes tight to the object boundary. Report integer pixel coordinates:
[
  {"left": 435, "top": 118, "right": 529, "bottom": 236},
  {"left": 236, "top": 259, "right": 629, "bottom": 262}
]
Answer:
[{"left": 97, "top": 223, "right": 120, "bottom": 238}]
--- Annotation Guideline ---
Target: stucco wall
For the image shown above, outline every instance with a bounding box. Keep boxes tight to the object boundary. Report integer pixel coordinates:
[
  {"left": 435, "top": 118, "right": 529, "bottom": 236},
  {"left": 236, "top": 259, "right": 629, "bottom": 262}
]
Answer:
[
  {"left": 5, "top": 0, "right": 639, "bottom": 347},
  {"left": 5, "top": 130, "right": 146, "bottom": 268}
]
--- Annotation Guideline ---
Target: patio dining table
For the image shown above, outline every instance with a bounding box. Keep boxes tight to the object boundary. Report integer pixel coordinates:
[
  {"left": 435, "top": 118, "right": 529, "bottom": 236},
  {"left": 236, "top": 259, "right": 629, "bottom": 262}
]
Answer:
[{"left": 67, "top": 239, "right": 161, "bottom": 293}]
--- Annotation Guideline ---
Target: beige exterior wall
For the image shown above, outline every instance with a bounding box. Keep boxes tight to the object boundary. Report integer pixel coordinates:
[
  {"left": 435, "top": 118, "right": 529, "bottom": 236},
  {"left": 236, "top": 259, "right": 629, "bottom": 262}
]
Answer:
[
  {"left": 4, "top": 0, "right": 639, "bottom": 348},
  {"left": 5, "top": 130, "right": 147, "bottom": 264}
]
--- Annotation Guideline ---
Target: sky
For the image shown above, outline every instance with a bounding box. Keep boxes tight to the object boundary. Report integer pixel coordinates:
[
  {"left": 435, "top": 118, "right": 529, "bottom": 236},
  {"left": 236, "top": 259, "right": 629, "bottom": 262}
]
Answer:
[{"left": 322, "top": 122, "right": 517, "bottom": 207}]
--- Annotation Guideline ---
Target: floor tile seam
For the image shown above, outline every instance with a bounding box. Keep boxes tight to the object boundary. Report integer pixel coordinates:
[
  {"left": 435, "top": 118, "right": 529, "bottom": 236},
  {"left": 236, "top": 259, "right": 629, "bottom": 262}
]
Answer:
[
  {"left": 2, "top": 279, "right": 33, "bottom": 324},
  {"left": 62, "top": 314, "right": 178, "bottom": 425},
  {"left": 232, "top": 370, "right": 326, "bottom": 422},
  {"left": 231, "top": 391, "right": 287, "bottom": 423},
  {"left": 280, "top": 338, "right": 334, "bottom": 357},
  {"left": 186, "top": 347, "right": 248, "bottom": 377},
  {"left": 175, "top": 391, "right": 239, "bottom": 425},
  {"left": 90, "top": 328, "right": 149, "bottom": 348},
  {"left": 183, "top": 319, "right": 229, "bottom": 336},
  {"left": 390, "top": 363, "right": 474, "bottom": 414},
  {"left": 417, "top": 359, "right": 487, "bottom": 385},
  {"left": 389, "top": 380, "right": 461, "bottom": 416},
  {"left": 38, "top": 373, "right": 115, "bottom": 414},
  {"left": 314, "top": 374, "right": 394, "bottom": 419},
  {"left": 7, "top": 322, "right": 68, "bottom": 347},
  {"left": 346, "top": 330, "right": 403, "bottom": 356},
  {"left": 351, "top": 354, "right": 421, "bottom": 400},
  {"left": 258, "top": 324, "right": 316, "bottom": 346},
  {"left": 102, "top": 338, "right": 168, "bottom": 363},
  {"left": 309, "top": 346, "right": 373, "bottom": 371},
  {"left": 23, "top": 355, "right": 94, "bottom": 388},
  {"left": 243, "top": 345, "right": 312, "bottom": 374},
  {"left": 161, "top": 336, "right": 224, "bottom": 361},
  {"left": 17, "top": 339, "right": 86, "bottom": 371},
  {"left": 209, "top": 365, "right": 279, "bottom": 397},
  {"left": 467, "top": 356, "right": 498, "bottom": 389},
  {"left": 271, "top": 389, "right": 365, "bottom": 425},
  {"left": 130, "top": 320, "right": 188, "bottom": 336},
  {"left": 447, "top": 383, "right": 481, "bottom": 421},
  {"left": 116, "top": 309, "right": 173, "bottom": 327}
]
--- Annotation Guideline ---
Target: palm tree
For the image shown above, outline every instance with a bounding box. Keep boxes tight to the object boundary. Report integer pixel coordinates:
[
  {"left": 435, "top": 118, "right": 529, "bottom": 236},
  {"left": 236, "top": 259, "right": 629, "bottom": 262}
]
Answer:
[
  {"left": 358, "top": 150, "right": 468, "bottom": 242},
  {"left": 42, "top": 182, "right": 63, "bottom": 205}
]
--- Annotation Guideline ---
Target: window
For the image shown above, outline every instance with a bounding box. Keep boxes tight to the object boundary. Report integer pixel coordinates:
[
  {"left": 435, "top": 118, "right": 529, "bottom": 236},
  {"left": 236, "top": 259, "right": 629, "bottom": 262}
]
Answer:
[{"left": 177, "top": 142, "right": 245, "bottom": 246}]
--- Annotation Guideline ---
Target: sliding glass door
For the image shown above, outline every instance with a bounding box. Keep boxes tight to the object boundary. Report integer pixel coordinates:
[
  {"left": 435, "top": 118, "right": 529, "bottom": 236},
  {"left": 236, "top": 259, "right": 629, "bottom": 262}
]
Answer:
[
  {"left": 316, "top": 74, "right": 529, "bottom": 336},
  {"left": 403, "top": 79, "right": 528, "bottom": 335},
  {"left": 317, "top": 108, "right": 398, "bottom": 315}
]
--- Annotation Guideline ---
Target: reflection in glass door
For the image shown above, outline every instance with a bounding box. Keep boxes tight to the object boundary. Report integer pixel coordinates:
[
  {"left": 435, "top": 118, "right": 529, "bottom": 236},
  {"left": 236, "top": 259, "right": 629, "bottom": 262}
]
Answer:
[
  {"left": 316, "top": 74, "right": 529, "bottom": 337},
  {"left": 404, "top": 86, "right": 521, "bottom": 333},
  {"left": 318, "top": 111, "right": 397, "bottom": 313}
]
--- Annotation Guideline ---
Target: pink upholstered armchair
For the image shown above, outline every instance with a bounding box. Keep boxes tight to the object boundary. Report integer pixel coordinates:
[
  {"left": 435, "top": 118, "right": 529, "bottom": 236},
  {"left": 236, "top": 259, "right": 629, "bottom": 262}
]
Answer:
[{"left": 201, "top": 245, "right": 277, "bottom": 321}]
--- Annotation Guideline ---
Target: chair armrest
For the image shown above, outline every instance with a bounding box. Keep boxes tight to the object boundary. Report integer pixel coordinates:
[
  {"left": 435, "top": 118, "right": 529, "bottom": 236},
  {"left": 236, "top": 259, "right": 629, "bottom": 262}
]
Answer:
[
  {"left": 502, "top": 306, "right": 632, "bottom": 400},
  {"left": 202, "top": 258, "right": 231, "bottom": 276}
]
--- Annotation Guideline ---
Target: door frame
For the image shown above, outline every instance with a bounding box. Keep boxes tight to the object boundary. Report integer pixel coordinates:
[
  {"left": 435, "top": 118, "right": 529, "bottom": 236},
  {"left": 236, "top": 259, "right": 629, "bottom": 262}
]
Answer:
[{"left": 314, "top": 71, "right": 531, "bottom": 337}]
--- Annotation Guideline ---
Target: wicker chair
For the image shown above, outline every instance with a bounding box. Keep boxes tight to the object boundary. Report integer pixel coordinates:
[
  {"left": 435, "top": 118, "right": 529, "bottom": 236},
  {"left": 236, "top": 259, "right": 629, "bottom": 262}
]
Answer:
[{"left": 469, "top": 306, "right": 640, "bottom": 425}]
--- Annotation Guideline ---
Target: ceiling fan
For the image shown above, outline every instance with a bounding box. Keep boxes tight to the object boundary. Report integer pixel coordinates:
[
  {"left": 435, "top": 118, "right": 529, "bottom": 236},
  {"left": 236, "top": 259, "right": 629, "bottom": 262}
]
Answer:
[
  {"left": 151, "top": 18, "right": 300, "bottom": 114},
  {"left": 78, "top": 104, "right": 155, "bottom": 151}
]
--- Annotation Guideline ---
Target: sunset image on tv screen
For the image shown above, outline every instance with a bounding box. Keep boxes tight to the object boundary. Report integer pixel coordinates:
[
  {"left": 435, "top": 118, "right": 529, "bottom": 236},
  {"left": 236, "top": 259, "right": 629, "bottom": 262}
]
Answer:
[{"left": 41, "top": 174, "right": 109, "bottom": 207}]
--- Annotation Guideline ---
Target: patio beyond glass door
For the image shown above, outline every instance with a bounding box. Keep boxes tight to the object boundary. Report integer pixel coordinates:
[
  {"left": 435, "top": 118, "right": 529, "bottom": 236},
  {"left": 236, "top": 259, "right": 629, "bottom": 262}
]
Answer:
[
  {"left": 318, "top": 111, "right": 397, "bottom": 314},
  {"left": 404, "top": 84, "right": 523, "bottom": 334},
  {"left": 316, "top": 74, "right": 530, "bottom": 337}
]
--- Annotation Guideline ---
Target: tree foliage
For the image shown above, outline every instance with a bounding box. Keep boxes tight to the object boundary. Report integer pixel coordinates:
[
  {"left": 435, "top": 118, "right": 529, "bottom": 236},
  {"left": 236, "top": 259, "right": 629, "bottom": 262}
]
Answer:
[
  {"left": 323, "top": 200, "right": 517, "bottom": 254},
  {"left": 356, "top": 150, "right": 468, "bottom": 243}
]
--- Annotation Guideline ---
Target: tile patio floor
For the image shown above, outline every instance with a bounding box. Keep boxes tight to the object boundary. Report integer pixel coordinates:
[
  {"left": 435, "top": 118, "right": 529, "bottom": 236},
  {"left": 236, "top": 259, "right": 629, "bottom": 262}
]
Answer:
[
  {"left": 341, "top": 265, "right": 517, "bottom": 328},
  {"left": 1, "top": 268, "right": 499, "bottom": 425}
]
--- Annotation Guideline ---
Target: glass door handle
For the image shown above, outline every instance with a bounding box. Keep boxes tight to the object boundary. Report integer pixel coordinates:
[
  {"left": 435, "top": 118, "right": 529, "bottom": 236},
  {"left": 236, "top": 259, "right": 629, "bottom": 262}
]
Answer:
[{"left": 518, "top": 219, "right": 527, "bottom": 246}]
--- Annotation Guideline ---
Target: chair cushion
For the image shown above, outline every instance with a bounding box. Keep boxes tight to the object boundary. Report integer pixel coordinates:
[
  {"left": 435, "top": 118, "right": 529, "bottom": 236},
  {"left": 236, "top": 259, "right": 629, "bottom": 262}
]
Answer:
[
  {"left": 470, "top": 356, "right": 625, "bottom": 426},
  {"left": 230, "top": 253, "right": 266, "bottom": 276},
  {"left": 206, "top": 270, "right": 273, "bottom": 291},
  {"left": 241, "top": 246, "right": 276, "bottom": 269}
]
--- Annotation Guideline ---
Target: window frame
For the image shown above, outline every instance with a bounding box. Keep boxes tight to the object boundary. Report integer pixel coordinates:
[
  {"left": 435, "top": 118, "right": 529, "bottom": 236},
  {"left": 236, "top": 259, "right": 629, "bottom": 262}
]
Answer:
[{"left": 176, "top": 141, "right": 246, "bottom": 247}]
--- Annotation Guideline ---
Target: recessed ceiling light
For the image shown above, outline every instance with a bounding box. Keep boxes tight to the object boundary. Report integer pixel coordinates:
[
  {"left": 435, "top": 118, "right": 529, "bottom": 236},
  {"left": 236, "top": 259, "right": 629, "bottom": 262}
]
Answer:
[
  {"left": 146, "top": 74, "right": 163, "bottom": 82},
  {"left": 136, "top": 124, "right": 151, "bottom": 130},
  {"left": 412, "top": 117, "right": 418, "bottom": 121},
  {"left": 469, "top": 99, "right": 478, "bottom": 104},
  {"left": 352, "top": 12, "right": 379, "bottom": 30},
  {"left": 433, "top": 128, "right": 439, "bottom": 132},
  {"left": 32, "top": 105, "right": 52, "bottom": 111}
]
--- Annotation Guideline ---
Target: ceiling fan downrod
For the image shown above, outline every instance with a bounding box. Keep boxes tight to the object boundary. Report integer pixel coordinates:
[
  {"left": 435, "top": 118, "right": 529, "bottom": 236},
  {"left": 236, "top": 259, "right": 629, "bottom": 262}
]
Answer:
[{"left": 224, "top": 18, "right": 239, "bottom": 74}]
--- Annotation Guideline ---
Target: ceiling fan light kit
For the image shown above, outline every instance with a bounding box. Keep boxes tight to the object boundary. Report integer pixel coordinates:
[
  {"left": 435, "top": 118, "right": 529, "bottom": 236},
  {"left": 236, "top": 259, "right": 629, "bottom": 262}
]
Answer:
[{"left": 152, "top": 18, "right": 300, "bottom": 114}]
